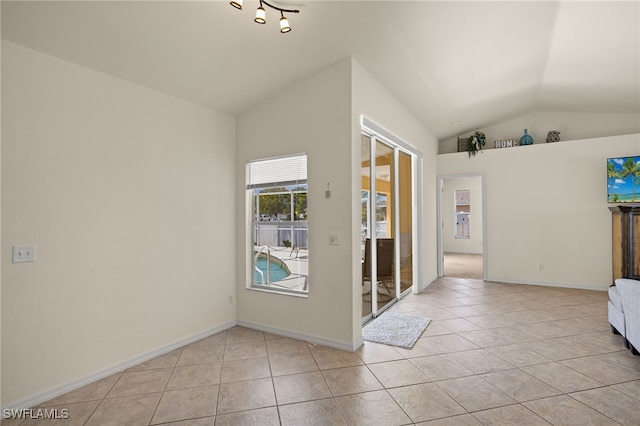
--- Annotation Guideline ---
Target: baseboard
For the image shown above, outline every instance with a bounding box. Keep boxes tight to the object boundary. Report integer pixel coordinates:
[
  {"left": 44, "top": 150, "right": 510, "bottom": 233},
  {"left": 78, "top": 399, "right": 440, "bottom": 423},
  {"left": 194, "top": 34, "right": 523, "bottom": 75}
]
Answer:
[
  {"left": 2, "top": 320, "right": 236, "bottom": 410},
  {"left": 486, "top": 277, "right": 608, "bottom": 292},
  {"left": 236, "top": 320, "right": 361, "bottom": 352}
]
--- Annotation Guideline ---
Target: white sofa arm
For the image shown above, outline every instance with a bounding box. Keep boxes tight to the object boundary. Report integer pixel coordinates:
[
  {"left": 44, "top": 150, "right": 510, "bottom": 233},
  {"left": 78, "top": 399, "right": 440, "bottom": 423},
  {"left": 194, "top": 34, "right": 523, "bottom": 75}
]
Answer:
[{"left": 616, "top": 278, "right": 640, "bottom": 355}]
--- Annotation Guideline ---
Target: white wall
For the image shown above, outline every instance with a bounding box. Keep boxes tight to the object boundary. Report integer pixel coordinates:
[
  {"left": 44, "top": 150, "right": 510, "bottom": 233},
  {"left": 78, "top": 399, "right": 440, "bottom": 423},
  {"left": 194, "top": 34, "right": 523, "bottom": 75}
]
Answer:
[
  {"left": 442, "top": 177, "right": 483, "bottom": 254},
  {"left": 437, "top": 133, "right": 640, "bottom": 290},
  {"left": 236, "top": 59, "right": 355, "bottom": 349},
  {"left": 1, "top": 41, "right": 237, "bottom": 407},
  {"left": 351, "top": 59, "right": 439, "bottom": 339},
  {"left": 235, "top": 58, "right": 439, "bottom": 350},
  {"left": 440, "top": 111, "right": 640, "bottom": 154}
]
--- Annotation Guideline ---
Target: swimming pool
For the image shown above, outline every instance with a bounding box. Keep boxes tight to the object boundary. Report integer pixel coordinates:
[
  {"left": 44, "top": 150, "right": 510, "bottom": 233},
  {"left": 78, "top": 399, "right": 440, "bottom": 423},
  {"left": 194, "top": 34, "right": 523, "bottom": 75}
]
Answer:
[{"left": 254, "top": 255, "right": 291, "bottom": 284}]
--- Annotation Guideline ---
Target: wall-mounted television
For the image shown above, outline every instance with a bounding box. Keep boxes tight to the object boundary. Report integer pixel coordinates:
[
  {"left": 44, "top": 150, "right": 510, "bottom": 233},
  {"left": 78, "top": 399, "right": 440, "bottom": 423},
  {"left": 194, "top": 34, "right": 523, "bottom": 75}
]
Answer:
[{"left": 608, "top": 155, "right": 640, "bottom": 203}]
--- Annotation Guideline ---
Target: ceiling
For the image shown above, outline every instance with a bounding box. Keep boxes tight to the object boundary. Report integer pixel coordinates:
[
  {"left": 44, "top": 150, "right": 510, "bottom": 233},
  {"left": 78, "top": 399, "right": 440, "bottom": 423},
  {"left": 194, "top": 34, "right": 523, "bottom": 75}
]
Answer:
[{"left": 2, "top": 1, "right": 639, "bottom": 141}]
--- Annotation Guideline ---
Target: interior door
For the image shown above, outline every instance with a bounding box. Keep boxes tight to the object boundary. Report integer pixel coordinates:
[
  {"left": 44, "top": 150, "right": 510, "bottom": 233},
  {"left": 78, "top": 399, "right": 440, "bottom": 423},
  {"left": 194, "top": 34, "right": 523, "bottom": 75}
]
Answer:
[{"left": 438, "top": 175, "right": 486, "bottom": 280}]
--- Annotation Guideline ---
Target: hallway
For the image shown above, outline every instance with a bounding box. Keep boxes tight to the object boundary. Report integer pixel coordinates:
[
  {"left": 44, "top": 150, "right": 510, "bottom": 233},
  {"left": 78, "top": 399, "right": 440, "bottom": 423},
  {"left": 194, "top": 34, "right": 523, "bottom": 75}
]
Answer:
[{"left": 444, "top": 252, "right": 483, "bottom": 280}]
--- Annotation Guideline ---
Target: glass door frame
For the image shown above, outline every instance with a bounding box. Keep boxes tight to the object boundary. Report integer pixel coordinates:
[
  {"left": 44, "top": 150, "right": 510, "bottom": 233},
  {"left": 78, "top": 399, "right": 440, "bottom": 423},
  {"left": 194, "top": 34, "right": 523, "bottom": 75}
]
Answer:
[{"left": 361, "top": 123, "right": 421, "bottom": 322}]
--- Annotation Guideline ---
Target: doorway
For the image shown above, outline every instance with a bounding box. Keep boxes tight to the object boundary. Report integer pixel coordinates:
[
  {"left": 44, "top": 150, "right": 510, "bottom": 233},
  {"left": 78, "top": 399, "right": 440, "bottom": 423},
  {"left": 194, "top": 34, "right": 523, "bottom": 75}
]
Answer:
[
  {"left": 361, "top": 131, "right": 417, "bottom": 321},
  {"left": 437, "top": 174, "right": 486, "bottom": 279}
]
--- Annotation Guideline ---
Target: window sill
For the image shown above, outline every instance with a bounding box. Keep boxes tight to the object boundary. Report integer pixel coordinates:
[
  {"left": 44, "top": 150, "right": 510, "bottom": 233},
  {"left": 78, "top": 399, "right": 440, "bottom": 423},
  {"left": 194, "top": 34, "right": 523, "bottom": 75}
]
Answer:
[{"left": 247, "top": 285, "right": 309, "bottom": 299}]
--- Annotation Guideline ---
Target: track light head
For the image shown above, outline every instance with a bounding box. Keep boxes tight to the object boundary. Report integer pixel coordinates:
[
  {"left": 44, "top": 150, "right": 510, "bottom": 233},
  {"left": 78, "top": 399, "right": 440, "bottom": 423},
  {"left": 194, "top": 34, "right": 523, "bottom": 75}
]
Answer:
[
  {"left": 279, "top": 13, "right": 291, "bottom": 33},
  {"left": 255, "top": 5, "right": 266, "bottom": 24}
]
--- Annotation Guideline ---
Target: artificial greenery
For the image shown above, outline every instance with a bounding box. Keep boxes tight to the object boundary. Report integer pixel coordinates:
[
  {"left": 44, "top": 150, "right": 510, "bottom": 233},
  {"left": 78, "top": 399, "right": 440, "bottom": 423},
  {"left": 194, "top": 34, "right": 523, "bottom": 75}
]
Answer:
[{"left": 467, "top": 130, "right": 486, "bottom": 158}]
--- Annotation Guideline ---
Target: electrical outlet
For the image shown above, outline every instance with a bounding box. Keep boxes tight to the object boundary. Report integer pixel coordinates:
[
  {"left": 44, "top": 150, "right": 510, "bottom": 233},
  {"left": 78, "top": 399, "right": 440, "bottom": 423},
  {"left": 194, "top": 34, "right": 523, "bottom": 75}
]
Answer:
[
  {"left": 227, "top": 295, "right": 233, "bottom": 304},
  {"left": 537, "top": 263, "right": 544, "bottom": 271},
  {"left": 13, "top": 245, "right": 36, "bottom": 263}
]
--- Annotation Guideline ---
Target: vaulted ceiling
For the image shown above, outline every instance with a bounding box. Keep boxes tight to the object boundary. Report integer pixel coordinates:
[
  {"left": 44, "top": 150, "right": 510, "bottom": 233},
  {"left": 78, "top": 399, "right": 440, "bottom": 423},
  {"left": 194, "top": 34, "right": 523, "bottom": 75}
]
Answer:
[{"left": 2, "top": 1, "right": 639, "bottom": 141}]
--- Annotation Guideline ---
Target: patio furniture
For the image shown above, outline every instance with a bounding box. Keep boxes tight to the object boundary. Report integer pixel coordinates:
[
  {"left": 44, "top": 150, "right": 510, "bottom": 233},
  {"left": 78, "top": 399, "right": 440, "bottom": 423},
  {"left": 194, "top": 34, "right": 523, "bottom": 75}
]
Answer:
[
  {"left": 363, "top": 238, "right": 395, "bottom": 297},
  {"left": 289, "top": 245, "right": 306, "bottom": 259}
]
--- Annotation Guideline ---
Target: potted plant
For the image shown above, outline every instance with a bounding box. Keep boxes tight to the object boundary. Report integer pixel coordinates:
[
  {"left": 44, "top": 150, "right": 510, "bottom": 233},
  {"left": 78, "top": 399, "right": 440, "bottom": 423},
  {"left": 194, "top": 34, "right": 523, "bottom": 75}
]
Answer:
[{"left": 467, "top": 130, "right": 486, "bottom": 158}]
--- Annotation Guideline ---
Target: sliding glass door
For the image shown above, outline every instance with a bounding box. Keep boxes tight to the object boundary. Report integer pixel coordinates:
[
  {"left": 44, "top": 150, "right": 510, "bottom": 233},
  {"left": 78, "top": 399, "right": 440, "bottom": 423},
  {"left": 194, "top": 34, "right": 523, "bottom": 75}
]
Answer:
[
  {"left": 398, "top": 150, "right": 413, "bottom": 295},
  {"left": 361, "top": 132, "right": 416, "bottom": 321}
]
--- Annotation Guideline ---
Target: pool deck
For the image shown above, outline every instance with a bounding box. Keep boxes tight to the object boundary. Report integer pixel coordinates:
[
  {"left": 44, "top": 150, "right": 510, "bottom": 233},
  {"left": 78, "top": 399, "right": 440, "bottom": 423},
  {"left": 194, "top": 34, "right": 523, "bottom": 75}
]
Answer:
[{"left": 258, "top": 246, "right": 308, "bottom": 291}]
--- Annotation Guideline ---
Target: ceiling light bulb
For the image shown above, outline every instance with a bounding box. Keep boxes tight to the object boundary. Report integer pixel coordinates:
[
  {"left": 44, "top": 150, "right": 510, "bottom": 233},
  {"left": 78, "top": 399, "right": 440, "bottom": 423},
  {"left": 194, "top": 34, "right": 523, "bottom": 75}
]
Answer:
[
  {"left": 279, "top": 15, "right": 291, "bottom": 33},
  {"left": 230, "top": 0, "right": 243, "bottom": 10},
  {"left": 255, "top": 6, "right": 266, "bottom": 24}
]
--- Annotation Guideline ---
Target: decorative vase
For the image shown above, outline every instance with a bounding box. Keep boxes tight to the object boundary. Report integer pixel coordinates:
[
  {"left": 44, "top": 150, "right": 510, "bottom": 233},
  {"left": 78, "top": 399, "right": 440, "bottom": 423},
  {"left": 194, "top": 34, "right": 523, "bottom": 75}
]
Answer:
[{"left": 519, "top": 129, "right": 533, "bottom": 145}]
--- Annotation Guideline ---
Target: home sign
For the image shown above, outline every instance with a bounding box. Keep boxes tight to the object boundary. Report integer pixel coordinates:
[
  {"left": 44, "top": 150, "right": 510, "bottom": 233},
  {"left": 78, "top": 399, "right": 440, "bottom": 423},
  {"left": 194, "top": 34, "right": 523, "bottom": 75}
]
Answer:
[{"left": 494, "top": 139, "right": 519, "bottom": 149}]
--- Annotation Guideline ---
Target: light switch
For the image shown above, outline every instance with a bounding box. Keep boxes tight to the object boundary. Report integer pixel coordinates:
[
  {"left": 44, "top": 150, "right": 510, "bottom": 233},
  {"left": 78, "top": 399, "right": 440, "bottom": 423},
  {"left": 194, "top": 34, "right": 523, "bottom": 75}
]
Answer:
[
  {"left": 329, "top": 232, "right": 340, "bottom": 245},
  {"left": 13, "top": 245, "right": 36, "bottom": 263}
]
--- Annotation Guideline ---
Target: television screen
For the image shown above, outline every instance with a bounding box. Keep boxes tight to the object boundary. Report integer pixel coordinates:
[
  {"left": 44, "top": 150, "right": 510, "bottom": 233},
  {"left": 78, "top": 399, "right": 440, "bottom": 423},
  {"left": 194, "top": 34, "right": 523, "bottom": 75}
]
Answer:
[{"left": 608, "top": 155, "right": 640, "bottom": 203}]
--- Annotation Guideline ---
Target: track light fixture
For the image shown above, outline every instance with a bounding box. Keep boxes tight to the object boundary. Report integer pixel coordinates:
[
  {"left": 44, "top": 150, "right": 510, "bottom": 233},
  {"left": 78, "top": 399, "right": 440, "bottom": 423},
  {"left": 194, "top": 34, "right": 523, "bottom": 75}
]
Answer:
[{"left": 230, "top": 0, "right": 300, "bottom": 33}]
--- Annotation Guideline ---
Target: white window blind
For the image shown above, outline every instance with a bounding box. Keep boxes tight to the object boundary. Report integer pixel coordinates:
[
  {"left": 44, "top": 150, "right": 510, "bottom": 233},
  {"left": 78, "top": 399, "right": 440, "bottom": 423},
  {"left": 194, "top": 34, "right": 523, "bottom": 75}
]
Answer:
[{"left": 247, "top": 154, "right": 307, "bottom": 189}]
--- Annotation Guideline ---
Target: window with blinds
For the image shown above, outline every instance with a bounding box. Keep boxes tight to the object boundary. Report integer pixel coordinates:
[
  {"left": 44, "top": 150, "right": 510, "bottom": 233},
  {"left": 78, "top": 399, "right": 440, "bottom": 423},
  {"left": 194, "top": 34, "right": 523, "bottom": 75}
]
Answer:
[
  {"left": 247, "top": 154, "right": 309, "bottom": 295},
  {"left": 247, "top": 154, "right": 307, "bottom": 189}
]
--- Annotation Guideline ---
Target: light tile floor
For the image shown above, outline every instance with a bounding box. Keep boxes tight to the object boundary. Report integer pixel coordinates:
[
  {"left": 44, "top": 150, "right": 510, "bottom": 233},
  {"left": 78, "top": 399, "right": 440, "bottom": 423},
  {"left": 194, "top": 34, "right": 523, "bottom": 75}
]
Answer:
[{"left": 6, "top": 277, "right": 640, "bottom": 425}]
